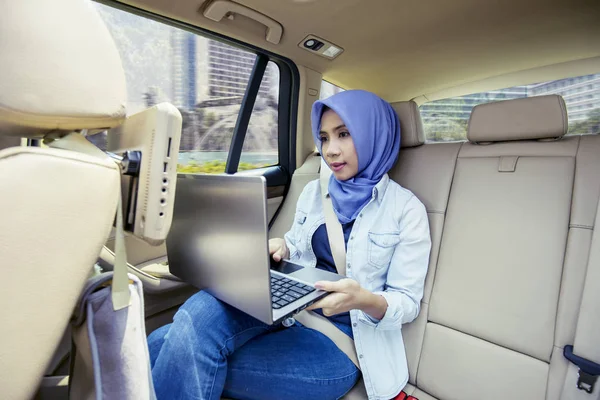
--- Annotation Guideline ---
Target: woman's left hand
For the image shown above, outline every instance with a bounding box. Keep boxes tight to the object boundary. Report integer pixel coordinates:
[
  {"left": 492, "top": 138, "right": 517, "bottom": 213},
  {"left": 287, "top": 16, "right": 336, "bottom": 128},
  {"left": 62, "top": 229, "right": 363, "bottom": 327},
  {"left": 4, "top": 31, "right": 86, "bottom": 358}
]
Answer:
[{"left": 305, "top": 279, "right": 387, "bottom": 320}]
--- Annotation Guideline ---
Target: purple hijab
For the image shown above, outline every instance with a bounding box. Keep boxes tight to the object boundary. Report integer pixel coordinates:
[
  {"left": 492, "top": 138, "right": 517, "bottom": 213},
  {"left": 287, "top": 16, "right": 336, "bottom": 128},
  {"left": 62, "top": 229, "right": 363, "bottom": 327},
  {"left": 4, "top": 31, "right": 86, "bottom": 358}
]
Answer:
[{"left": 311, "top": 90, "right": 401, "bottom": 223}]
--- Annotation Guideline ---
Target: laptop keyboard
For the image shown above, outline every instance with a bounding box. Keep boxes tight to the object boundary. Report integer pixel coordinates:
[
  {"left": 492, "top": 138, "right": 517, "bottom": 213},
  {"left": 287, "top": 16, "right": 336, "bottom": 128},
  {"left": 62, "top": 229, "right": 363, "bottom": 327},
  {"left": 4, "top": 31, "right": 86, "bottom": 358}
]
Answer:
[{"left": 270, "top": 274, "right": 316, "bottom": 309}]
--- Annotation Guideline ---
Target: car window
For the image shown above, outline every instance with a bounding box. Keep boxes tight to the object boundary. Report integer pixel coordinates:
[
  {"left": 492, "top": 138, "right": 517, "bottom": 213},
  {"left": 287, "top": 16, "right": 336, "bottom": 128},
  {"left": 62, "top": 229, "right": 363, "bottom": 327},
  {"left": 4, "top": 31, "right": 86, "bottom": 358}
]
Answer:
[
  {"left": 91, "top": 2, "right": 283, "bottom": 174},
  {"left": 320, "top": 80, "right": 344, "bottom": 100},
  {"left": 420, "top": 73, "right": 600, "bottom": 142}
]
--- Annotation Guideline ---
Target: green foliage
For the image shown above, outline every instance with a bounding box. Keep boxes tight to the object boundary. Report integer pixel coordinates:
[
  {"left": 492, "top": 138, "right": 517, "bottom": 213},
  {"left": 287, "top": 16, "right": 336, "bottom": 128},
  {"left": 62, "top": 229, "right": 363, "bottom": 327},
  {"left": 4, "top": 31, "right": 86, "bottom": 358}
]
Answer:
[
  {"left": 204, "top": 112, "right": 217, "bottom": 127},
  {"left": 424, "top": 119, "right": 468, "bottom": 142},
  {"left": 177, "top": 160, "right": 266, "bottom": 174}
]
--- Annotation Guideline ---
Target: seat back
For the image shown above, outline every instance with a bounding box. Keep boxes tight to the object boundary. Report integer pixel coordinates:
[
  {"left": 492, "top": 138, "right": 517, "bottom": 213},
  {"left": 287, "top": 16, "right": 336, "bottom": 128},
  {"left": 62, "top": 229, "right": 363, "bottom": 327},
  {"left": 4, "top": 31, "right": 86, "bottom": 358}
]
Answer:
[
  {"left": 413, "top": 95, "right": 600, "bottom": 400},
  {"left": 389, "top": 101, "right": 463, "bottom": 385},
  {"left": 0, "top": 0, "right": 127, "bottom": 398}
]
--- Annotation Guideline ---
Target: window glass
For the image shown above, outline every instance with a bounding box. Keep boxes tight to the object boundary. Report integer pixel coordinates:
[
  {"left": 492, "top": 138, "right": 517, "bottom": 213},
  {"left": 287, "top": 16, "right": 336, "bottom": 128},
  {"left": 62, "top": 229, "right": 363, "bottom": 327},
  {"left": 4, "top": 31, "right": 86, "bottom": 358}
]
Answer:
[
  {"left": 92, "top": 3, "right": 280, "bottom": 173},
  {"left": 420, "top": 73, "right": 600, "bottom": 142},
  {"left": 320, "top": 80, "right": 344, "bottom": 100}
]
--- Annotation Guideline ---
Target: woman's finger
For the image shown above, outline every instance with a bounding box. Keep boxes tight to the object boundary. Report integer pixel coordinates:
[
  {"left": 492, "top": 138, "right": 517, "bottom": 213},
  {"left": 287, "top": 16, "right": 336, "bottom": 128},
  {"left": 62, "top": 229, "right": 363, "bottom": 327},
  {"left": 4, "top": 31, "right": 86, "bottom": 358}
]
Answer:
[
  {"left": 305, "top": 298, "right": 325, "bottom": 311},
  {"left": 314, "top": 279, "right": 351, "bottom": 292},
  {"left": 268, "top": 241, "right": 278, "bottom": 255}
]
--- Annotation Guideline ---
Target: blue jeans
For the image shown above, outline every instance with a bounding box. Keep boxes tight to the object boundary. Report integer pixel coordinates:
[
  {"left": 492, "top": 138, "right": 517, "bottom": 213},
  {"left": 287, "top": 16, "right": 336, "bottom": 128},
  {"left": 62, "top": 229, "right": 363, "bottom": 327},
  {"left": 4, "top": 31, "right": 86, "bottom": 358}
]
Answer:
[{"left": 148, "top": 291, "right": 360, "bottom": 400}]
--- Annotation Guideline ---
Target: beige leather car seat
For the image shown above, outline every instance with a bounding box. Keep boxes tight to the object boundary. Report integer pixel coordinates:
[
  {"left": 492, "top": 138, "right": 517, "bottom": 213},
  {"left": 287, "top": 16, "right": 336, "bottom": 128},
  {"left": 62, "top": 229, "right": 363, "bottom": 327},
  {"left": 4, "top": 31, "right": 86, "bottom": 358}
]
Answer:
[{"left": 0, "top": 0, "right": 128, "bottom": 398}]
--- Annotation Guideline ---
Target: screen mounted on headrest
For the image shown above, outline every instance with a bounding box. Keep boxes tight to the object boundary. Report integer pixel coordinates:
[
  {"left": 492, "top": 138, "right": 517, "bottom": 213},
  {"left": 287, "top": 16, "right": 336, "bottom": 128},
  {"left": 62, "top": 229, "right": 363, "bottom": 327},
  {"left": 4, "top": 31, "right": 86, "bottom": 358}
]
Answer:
[{"left": 107, "top": 103, "right": 182, "bottom": 246}]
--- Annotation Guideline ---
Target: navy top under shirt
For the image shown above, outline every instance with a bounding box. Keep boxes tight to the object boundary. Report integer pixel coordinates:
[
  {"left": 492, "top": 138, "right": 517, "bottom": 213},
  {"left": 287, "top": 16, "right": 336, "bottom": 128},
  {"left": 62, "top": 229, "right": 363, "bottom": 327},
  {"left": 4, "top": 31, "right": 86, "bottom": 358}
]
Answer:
[{"left": 311, "top": 221, "right": 354, "bottom": 336}]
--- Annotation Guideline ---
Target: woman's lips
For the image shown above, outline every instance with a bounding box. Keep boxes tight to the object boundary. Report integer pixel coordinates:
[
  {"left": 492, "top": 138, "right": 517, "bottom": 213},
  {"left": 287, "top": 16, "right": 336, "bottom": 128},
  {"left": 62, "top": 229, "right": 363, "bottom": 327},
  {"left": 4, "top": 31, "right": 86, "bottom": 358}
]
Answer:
[{"left": 330, "top": 162, "right": 346, "bottom": 172}]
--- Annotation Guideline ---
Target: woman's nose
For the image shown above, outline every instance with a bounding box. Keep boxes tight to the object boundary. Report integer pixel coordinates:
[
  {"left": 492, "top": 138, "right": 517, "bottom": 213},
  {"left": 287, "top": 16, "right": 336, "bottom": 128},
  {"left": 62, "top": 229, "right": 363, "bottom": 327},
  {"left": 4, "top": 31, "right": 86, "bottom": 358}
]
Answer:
[{"left": 326, "top": 140, "right": 341, "bottom": 157}]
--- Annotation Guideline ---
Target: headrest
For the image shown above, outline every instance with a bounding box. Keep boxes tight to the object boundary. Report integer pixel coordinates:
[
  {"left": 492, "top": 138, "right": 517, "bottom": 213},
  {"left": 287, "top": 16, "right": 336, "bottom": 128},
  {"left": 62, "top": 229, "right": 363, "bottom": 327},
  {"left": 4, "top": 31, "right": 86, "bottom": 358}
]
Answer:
[
  {"left": 467, "top": 95, "right": 567, "bottom": 143},
  {"left": 0, "top": 0, "right": 127, "bottom": 138},
  {"left": 391, "top": 101, "right": 425, "bottom": 148}
]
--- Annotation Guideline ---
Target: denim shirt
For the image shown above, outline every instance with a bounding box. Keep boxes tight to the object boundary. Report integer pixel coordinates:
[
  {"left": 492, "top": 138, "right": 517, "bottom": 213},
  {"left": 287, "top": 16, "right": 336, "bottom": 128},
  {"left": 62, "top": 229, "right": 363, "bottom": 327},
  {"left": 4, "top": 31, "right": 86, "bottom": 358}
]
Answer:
[{"left": 284, "top": 174, "right": 431, "bottom": 400}]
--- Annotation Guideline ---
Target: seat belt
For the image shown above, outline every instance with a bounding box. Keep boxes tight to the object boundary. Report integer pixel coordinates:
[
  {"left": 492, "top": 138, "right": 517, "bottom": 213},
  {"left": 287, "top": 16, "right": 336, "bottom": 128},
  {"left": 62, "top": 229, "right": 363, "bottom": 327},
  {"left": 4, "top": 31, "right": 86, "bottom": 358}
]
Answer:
[
  {"left": 561, "top": 197, "right": 600, "bottom": 399},
  {"left": 293, "top": 156, "right": 360, "bottom": 369}
]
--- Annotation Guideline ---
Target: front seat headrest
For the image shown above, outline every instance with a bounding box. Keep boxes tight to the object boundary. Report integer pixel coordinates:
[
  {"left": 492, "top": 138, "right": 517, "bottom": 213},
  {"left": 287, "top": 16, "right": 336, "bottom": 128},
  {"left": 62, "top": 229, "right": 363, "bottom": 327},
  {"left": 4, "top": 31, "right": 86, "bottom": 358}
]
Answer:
[{"left": 0, "top": 0, "right": 127, "bottom": 138}]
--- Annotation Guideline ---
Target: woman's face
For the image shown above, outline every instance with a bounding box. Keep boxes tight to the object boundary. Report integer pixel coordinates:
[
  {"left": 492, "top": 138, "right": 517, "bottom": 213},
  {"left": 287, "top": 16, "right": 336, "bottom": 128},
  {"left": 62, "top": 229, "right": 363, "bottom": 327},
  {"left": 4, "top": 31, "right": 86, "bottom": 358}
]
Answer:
[{"left": 319, "top": 108, "right": 359, "bottom": 181}]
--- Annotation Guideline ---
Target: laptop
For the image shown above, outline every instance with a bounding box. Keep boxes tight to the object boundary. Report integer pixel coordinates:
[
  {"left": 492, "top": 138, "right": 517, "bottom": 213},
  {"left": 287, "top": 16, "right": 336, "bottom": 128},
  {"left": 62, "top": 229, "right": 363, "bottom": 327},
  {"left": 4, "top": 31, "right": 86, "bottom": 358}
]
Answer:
[{"left": 167, "top": 173, "right": 344, "bottom": 325}]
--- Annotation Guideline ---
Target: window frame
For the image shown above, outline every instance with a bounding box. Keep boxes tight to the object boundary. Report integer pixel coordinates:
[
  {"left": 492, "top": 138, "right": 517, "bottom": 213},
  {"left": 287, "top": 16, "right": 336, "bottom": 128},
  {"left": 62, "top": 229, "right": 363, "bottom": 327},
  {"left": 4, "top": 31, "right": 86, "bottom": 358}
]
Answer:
[{"left": 95, "top": 0, "right": 300, "bottom": 182}]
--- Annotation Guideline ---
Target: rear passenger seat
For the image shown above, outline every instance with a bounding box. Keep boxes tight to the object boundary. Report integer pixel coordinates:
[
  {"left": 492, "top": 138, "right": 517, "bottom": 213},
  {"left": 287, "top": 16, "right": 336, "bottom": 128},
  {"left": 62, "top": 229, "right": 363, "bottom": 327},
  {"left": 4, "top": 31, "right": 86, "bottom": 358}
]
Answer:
[{"left": 271, "top": 94, "right": 600, "bottom": 400}]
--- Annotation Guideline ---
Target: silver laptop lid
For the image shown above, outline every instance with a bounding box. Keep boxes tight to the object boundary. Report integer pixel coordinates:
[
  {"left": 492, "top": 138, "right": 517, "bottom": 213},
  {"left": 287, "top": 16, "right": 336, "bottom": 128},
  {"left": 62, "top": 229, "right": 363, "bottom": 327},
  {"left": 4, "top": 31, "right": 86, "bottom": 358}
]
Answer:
[{"left": 167, "top": 173, "right": 273, "bottom": 324}]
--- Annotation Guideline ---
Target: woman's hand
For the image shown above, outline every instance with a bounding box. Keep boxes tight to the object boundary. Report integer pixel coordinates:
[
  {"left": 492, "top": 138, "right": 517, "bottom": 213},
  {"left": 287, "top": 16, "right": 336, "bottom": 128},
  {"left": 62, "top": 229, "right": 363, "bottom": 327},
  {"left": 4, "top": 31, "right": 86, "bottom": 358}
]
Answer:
[
  {"left": 268, "top": 238, "right": 289, "bottom": 262},
  {"left": 306, "top": 279, "right": 388, "bottom": 320}
]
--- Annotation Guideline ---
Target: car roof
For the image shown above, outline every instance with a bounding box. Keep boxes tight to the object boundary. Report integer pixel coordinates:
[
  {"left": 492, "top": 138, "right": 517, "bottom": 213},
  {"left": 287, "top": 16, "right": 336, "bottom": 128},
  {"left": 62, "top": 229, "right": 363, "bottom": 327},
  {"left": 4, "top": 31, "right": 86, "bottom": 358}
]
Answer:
[{"left": 118, "top": 0, "right": 600, "bottom": 101}]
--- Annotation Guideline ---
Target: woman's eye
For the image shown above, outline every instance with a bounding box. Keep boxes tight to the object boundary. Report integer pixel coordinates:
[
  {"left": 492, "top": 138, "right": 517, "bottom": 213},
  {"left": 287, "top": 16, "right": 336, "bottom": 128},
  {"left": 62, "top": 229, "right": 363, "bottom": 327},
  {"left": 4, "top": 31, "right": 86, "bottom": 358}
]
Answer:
[
  {"left": 339, "top": 131, "right": 350, "bottom": 138},
  {"left": 319, "top": 136, "right": 328, "bottom": 143}
]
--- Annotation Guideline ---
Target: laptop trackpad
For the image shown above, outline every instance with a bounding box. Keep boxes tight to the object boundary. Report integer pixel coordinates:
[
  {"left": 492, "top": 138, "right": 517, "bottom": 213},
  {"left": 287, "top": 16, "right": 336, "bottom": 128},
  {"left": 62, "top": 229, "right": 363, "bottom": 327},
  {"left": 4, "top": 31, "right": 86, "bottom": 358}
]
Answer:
[
  {"left": 271, "top": 260, "right": 344, "bottom": 284},
  {"left": 270, "top": 259, "right": 304, "bottom": 274}
]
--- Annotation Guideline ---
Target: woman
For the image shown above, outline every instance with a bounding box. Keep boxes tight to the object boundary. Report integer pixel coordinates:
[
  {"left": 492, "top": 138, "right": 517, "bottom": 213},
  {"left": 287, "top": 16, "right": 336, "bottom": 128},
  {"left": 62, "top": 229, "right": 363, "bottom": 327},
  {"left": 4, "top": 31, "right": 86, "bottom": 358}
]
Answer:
[{"left": 148, "top": 90, "right": 431, "bottom": 400}]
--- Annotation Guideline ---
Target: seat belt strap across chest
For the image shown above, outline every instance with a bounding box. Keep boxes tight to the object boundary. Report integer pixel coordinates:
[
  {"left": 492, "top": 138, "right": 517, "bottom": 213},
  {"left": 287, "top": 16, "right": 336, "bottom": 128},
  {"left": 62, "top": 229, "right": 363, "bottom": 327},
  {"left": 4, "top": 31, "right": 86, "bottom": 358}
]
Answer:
[{"left": 293, "top": 155, "right": 360, "bottom": 369}]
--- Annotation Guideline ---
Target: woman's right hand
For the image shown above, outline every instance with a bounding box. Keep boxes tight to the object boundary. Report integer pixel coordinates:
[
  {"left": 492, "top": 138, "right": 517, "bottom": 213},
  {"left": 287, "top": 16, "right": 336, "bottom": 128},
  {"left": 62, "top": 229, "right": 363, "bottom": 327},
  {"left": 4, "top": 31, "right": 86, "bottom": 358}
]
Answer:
[{"left": 268, "top": 238, "right": 289, "bottom": 262}]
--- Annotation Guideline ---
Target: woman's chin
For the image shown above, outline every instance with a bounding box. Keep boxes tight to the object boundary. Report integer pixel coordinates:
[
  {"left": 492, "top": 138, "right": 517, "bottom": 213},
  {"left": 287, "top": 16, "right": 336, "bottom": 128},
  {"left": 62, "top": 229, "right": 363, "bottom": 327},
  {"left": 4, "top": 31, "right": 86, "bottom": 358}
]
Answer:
[{"left": 333, "top": 171, "right": 354, "bottom": 181}]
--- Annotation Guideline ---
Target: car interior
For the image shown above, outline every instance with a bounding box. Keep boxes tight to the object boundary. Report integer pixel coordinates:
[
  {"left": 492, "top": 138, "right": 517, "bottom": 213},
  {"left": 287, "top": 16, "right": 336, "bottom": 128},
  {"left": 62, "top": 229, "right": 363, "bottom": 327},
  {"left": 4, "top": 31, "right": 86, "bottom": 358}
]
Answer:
[{"left": 1, "top": 0, "right": 599, "bottom": 399}]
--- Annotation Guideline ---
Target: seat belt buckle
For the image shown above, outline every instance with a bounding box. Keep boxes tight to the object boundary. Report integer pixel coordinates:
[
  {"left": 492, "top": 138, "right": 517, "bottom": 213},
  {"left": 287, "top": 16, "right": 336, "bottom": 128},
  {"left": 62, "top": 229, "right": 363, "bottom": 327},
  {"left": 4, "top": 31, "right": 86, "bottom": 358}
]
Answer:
[
  {"left": 564, "top": 345, "right": 600, "bottom": 394},
  {"left": 577, "top": 370, "right": 598, "bottom": 394}
]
